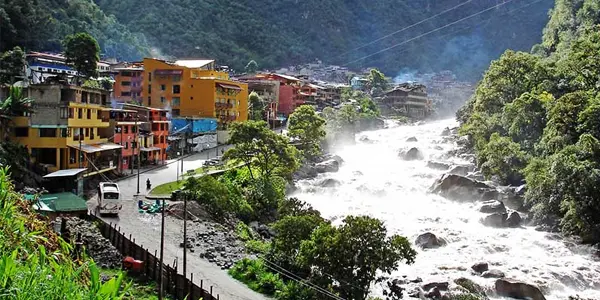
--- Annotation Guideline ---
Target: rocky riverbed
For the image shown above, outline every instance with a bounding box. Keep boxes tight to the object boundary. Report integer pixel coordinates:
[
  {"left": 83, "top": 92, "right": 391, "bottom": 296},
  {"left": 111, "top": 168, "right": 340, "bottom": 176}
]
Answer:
[{"left": 290, "top": 118, "right": 600, "bottom": 300}]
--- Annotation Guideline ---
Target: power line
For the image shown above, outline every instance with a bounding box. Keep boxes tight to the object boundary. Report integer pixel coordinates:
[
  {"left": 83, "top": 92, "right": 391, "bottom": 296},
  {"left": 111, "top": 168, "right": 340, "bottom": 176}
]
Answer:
[
  {"left": 336, "top": 0, "right": 476, "bottom": 58},
  {"left": 359, "top": 0, "right": 547, "bottom": 67},
  {"left": 258, "top": 256, "right": 346, "bottom": 300},
  {"left": 342, "top": 0, "right": 517, "bottom": 67}
]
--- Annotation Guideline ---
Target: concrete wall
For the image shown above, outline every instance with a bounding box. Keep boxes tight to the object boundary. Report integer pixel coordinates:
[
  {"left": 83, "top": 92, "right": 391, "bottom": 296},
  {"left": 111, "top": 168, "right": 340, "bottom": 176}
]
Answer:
[{"left": 29, "top": 85, "right": 66, "bottom": 126}]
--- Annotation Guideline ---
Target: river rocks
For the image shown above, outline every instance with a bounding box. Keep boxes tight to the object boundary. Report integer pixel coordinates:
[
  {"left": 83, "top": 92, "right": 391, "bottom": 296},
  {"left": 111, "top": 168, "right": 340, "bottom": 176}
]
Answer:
[
  {"left": 482, "top": 213, "right": 508, "bottom": 227},
  {"left": 294, "top": 164, "right": 318, "bottom": 180},
  {"left": 482, "top": 269, "right": 505, "bottom": 278},
  {"left": 314, "top": 159, "right": 339, "bottom": 173},
  {"left": 427, "top": 161, "right": 451, "bottom": 170},
  {"left": 506, "top": 211, "right": 522, "bottom": 227},
  {"left": 192, "top": 220, "right": 247, "bottom": 270},
  {"left": 495, "top": 278, "right": 546, "bottom": 300},
  {"left": 441, "top": 127, "right": 451, "bottom": 136},
  {"left": 399, "top": 147, "right": 424, "bottom": 160},
  {"left": 423, "top": 282, "right": 449, "bottom": 291},
  {"left": 479, "top": 200, "right": 506, "bottom": 214},
  {"left": 498, "top": 185, "right": 526, "bottom": 211},
  {"left": 430, "top": 174, "right": 497, "bottom": 202},
  {"left": 454, "top": 277, "right": 485, "bottom": 294},
  {"left": 317, "top": 178, "right": 341, "bottom": 188},
  {"left": 359, "top": 135, "right": 375, "bottom": 144},
  {"left": 406, "top": 136, "right": 418, "bottom": 142},
  {"left": 471, "top": 262, "right": 489, "bottom": 274},
  {"left": 415, "top": 232, "right": 447, "bottom": 249},
  {"left": 448, "top": 164, "right": 474, "bottom": 176}
]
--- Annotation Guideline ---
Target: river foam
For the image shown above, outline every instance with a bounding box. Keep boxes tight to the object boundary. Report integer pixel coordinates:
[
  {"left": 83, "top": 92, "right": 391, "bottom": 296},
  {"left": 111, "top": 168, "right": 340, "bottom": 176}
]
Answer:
[{"left": 292, "top": 118, "right": 600, "bottom": 299}]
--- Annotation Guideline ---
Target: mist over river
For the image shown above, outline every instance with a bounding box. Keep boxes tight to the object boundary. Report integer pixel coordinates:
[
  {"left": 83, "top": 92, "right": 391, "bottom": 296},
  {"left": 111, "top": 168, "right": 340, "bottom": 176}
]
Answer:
[{"left": 291, "top": 118, "right": 600, "bottom": 299}]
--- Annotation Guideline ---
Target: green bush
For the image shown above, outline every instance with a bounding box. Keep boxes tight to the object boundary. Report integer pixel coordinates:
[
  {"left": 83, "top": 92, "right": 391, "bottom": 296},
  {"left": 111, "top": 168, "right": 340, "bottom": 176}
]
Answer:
[
  {"left": 229, "top": 258, "right": 284, "bottom": 296},
  {"left": 245, "top": 240, "right": 271, "bottom": 254}
]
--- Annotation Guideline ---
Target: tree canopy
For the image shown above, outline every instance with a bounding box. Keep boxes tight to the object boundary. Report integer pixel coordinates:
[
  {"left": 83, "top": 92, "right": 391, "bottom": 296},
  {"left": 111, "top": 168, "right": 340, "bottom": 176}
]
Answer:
[
  {"left": 63, "top": 33, "right": 100, "bottom": 78},
  {"left": 287, "top": 105, "right": 326, "bottom": 160},
  {"left": 0, "top": 46, "right": 25, "bottom": 85}
]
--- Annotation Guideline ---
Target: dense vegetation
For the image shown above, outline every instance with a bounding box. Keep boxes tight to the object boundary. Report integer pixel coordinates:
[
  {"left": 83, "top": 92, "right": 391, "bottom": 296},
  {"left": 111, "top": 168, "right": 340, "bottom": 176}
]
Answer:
[
  {"left": 0, "top": 0, "right": 149, "bottom": 60},
  {"left": 0, "top": 168, "right": 131, "bottom": 299},
  {"left": 457, "top": 0, "right": 600, "bottom": 243}
]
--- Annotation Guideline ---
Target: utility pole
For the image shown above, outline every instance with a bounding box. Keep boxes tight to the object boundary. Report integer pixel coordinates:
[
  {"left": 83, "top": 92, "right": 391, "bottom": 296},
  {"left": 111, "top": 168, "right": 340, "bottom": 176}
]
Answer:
[
  {"left": 78, "top": 128, "right": 83, "bottom": 168},
  {"left": 135, "top": 115, "right": 140, "bottom": 194},
  {"left": 159, "top": 199, "right": 165, "bottom": 300},
  {"left": 183, "top": 192, "right": 188, "bottom": 281}
]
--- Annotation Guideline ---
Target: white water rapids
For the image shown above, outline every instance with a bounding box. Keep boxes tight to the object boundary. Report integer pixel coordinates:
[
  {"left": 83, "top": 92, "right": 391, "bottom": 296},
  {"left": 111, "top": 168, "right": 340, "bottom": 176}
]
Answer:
[{"left": 291, "top": 118, "right": 600, "bottom": 299}]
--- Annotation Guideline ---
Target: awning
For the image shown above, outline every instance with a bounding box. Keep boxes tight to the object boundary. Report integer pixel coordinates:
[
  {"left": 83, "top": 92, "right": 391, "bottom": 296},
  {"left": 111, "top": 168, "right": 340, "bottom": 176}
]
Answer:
[
  {"left": 140, "top": 147, "right": 161, "bottom": 152},
  {"left": 217, "top": 83, "right": 242, "bottom": 91},
  {"left": 43, "top": 168, "right": 87, "bottom": 178},
  {"left": 68, "top": 142, "right": 122, "bottom": 153}
]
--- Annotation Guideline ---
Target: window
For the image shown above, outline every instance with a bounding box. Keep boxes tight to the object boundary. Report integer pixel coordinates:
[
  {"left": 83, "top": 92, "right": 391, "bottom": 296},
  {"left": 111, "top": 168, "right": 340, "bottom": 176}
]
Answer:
[
  {"left": 148, "top": 84, "right": 152, "bottom": 93},
  {"left": 61, "top": 128, "right": 68, "bottom": 138},
  {"left": 160, "top": 97, "right": 165, "bottom": 103},
  {"left": 68, "top": 108, "right": 74, "bottom": 118},
  {"left": 121, "top": 81, "right": 131, "bottom": 86},
  {"left": 122, "top": 71, "right": 132, "bottom": 77},
  {"left": 148, "top": 72, "right": 152, "bottom": 81},
  {"left": 14, "top": 127, "right": 28, "bottom": 137},
  {"left": 39, "top": 128, "right": 56, "bottom": 137},
  {"left": 160, "top": 84, "right": 166, "bottom": 91},
  {"left": 160, "top": 123, "right": 165, "bottom": 131},
  {"left": 87, "top": 109, "right": 91, "bottom": 119},
  {"left": 85, "top": 128, "right": 90, "bottom": 137},
  {"left": 172, "top": 109, "right": 180, "bottom": 117},
  {"left": 132, "top": 142, "right": 137, "bottom": 149},
  {"left": 132, "top": 126, "right": 137, "bottom": 133},
  {"left": 173, "top": 85, "right": 180, "bottom": 94},
  {"left": 60, "top": 107, "right": 68, "bottom": 119},
  {"left": 121, "top": 91, "right": 131, "bottom": 97},
  {"left": 124, "top": 142, "right": 129, "bottom": 149},
  {"left": 78, "top": 108, "right": 82, "bottom": 119},
  {"left": 147, "top": 97, "right": 151, "bottom": 106},
  {"left": 173, "top": 75, "right": 181, "bottom": 82},
  {"left": 124, "top": 126, "right": 129, "bottom": 134},
  {"left": 69, "top": 148, "right": 76, "bottom": 163},
  {"left": 172, "top": 97, "right": 180, "bottom": 106}
]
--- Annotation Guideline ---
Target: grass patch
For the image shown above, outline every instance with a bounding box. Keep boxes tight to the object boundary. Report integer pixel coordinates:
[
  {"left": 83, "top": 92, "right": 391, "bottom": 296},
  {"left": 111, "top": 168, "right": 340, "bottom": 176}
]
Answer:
[
  {"left": 183, "top": 165, "right": 219, "bottom": 177},
  {"left": 246, "top": 240, "right": 271, "bottom": 254},
  {"left": 149, "top": 181, "right": 185, "bottom": 195}
]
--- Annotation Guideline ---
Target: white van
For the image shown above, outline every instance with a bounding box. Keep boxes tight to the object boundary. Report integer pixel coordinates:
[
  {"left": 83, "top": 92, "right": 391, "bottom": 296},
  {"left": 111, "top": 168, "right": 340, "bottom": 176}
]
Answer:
[{"left": 97, "top": 182, "right": 122, "bottom": 215}]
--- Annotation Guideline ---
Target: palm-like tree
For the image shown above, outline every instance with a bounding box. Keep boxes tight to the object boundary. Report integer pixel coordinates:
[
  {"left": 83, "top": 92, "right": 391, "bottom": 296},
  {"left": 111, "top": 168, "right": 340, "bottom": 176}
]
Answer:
[{"left": 0, "top": 86, "right": 34, "bottom": 140}]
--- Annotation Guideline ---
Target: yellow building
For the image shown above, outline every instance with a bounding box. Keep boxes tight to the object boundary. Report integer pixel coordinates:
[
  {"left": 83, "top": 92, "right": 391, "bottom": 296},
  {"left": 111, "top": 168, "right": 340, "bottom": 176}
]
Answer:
[
  {"left": 11, "top": 84, "right": 121, "bottom": 174},
  {"left": 141, "top": 58, "right": 248, "bottom": 129}
]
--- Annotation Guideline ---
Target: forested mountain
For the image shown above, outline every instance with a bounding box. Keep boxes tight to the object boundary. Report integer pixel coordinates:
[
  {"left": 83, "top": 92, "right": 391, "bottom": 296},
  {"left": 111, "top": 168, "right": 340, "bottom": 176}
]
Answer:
[
  {"left": 2, "top": 0, "right": 553, "bottom": 80},
  {"left": 458, "top": 0, "right": 600, "bottom": 242},
  {"left": 0, "top": 0, "right": 150, "bottom": 60}
]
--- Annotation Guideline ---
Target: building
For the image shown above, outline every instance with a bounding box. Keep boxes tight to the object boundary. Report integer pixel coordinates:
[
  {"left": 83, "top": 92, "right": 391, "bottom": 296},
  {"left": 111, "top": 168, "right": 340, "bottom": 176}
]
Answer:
[
  {"left": 25, "top": 52, "right": 114, "bottom": 85},
  {"left": 240, "top": 73, "right": 302, "bottom": 119},
  {"left": 142, "top": 58, "right": 248, "bottom": 129},
  {"left": 99, "top": 108, "right": 148, "bottom": 173},
  {"left": 169, "top": 117, "right": 218, "bottom": 154},
  {"left": 351, "top": 76, "right": 369, "bottom": 91},
  {"left": 379, "top": 83, "right": 432, "bottom": 118},
  {"left": 10, "top": 84, "right": 122, "bottom": 176},
  {"left": 239, "top": 78, "right": 280, "bottom": 122},
  {"left": 112, "top": 62, "right": 144, "bottom": 104},
  {"left": 121, "top": 103, "right": 169, "bottom": 163}
]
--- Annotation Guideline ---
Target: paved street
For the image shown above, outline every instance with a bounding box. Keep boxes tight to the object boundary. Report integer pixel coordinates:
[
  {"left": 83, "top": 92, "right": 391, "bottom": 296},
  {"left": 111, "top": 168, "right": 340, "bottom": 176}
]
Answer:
[{"left": 88, "top": 146, "right": 268, "bottom": 300}]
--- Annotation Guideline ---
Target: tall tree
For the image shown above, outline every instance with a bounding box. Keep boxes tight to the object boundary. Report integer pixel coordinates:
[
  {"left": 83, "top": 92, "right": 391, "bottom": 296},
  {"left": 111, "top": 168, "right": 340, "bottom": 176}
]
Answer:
[
  {"left": 245, "top": 60, "right": 258, "bottom": 74},
  {"left": 367, "top": 68, "right": 388, "bottom": 96},
  {"left": 287, "top": 105, "right": 326, "bottom": 160},
  {"left": 0, "top": 87, "right": 34, "bottom": 140},
  {"left": 63, "top": 33, "right": 100, "bottom": 79},
  {"left": 298, "top": 215, "right": 416, "bottom": 300},
  {"left": 248, "top": 91, "right": 266, "bottom": 121},
  {"left": 224, "top": 121, "right": 299, "bottom": 179},
  {"left": 0, "top": 46, "right": 25, "bottom": 85}
]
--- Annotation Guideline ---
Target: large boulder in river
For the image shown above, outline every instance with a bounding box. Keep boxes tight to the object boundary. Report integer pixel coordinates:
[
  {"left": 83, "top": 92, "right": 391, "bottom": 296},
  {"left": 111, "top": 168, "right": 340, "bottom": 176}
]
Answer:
[
  {"left": 322, "top": 154, "right": 344, "bottom": 165},
  {"left": 471, "top": 262, "right": 489, "bottom": 274},
  {"left": 399, "top": 147, "right": 424, "bottom": 160},
  {"left": 427, "top": 161, "right": 451, "bottom": 170},
  {"left": 317, "top": 178, "right": 341, "bottom": 188},
  {"left": 479, "top": 200, "right": 506, "bottom": 214},
  {"left": 506, "top": 211, "right": 522, "bottom": 227},
  {"left": 482, "top": 269, "right": 505, "bottom": 278},
  {"left": 429, "top": 174, "right": 497, "bottom": 202},
  {"left": 482, "top": 213, "right": 508, "bottom": 228},
  {"left": 495, "top": 279, "right": 546, "bottom": 300},
  {"left": 294, "top": 164, "right": 318, "bottom": 180},
  {"left": 441, "top": 127, "right": 451, "bottom": 136},
  {"left": 406, "top": 136, "right": 418, "bottom": 142},
  {"left": 315, "top": 159, "right": 339, "bottom": 173},
  {"left": 415, "top": 232, "right": 447, "bottom": 249}
]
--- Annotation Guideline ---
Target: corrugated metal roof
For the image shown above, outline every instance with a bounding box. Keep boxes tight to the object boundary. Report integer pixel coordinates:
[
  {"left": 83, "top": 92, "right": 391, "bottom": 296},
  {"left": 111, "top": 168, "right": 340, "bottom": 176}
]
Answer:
[
  {"left": 174, "top": 60, "right": 214, "bottom": 69},
  {"left": 43, "top": 168, "right": 87, "bottom": 178},
  {"left": 39, "top": 192, "right": 87, "bottom": 212}
]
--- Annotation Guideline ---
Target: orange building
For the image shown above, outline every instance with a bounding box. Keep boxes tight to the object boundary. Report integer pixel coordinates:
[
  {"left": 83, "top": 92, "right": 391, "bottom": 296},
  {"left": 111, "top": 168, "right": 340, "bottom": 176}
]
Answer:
[
  {"left": 112, "top": 63, "right": 144, "bottom": 104},
  {"left": 141, "top": 58, "right": 248, "bottom": 129}
]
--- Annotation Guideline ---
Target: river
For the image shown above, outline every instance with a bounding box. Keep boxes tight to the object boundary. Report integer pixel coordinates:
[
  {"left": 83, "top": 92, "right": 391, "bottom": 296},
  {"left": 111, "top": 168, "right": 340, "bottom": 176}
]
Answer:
[{"left": 291, "top": 118, "right": 600, "bottom": 299}]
